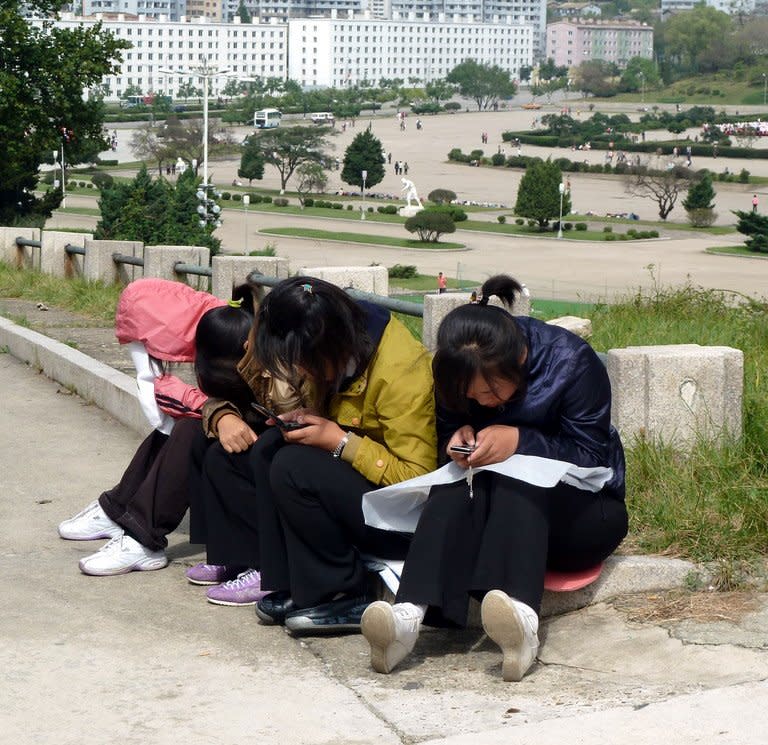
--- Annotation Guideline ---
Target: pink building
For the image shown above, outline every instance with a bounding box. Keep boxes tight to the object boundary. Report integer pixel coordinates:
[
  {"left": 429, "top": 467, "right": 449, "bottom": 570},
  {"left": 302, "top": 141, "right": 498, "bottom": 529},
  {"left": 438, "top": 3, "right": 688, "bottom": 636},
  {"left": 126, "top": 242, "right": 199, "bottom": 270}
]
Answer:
[{"left": 546, "top": 19, "right": 653, "bottom": 70}]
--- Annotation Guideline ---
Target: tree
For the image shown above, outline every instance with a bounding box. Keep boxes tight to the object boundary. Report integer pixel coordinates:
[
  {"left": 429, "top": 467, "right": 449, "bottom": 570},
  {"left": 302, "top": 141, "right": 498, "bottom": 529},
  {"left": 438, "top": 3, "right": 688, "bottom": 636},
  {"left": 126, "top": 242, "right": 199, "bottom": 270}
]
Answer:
[
  {"left": 576, "top": 60, "right": 619, "bottom": 98},
  {"left": 625, "top": 158, "right": 693, "bottom": 221},
  {"left": 236, "top": 0, "right": 252, "bottom": 23},
  {"left": 238, "top": 136, "right": 265, "bottom": 184},
  {"left": 0, "top": 0, "right": 128, "bottom": 225},
  {"left": 341, "top": 129, "right": 385, "bottom": 190},
  {"left": 404, "top": 211, "right": 456, "bottom": 243},
  {"left": 514, "top": 159, "right": 571, "bottom": 229},
  {"left": 683, "top": 173, "right": 717, "bottom": 227},
  {"left": 619, "top": 57, "right": 659, "bottom": 94},
  {"left": 130, "top": 123, "right": 170, "bottom": 176},
  {"left": 96, "top": 166, "right": 221, "bottom": 254},
  {"left": 424, "top": 79, "right": 456, "bottom": 104},
  {"left": 252, "top": 126, "right": 334, "bottom": 192},
  {"left": 733, "top": 210, "right": 768, "bottom": 253},
  {"left": 177, "top": 81, "right": 202, "bottom": 101},
  {"left": 446, "top": 60, "right": 517, "bottom": 111},
  {"left": 658, "top": 6, "right": 732, "bottom": 75},
  {"left": 296, "top": 162, "right": 328, "bottom": 207},
  {"left": 428, "top": 189, "right": 457, "bottom": 205}
]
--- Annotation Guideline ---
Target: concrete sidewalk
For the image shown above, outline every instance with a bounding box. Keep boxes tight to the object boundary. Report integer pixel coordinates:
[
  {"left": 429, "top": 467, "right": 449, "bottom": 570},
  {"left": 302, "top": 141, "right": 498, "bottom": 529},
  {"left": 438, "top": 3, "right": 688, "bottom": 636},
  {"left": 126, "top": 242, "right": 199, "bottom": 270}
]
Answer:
[{"left": 1, "top": 313, "right": 767, "bottom": 745}]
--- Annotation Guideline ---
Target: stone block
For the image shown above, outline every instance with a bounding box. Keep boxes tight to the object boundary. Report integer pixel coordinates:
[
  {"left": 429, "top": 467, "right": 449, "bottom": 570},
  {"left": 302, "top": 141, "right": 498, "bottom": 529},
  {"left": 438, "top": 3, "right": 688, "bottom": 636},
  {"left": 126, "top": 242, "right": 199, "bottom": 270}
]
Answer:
[
  {"left": 143, "top": 245, "right": 210, "bottom": 289},
  {"left": 422, "top": 286, "right": 531, "bottom": 352},
  {"left": 298, "top": 265, "right": 389, "bottom": 295},
  {"left": 211, "top": 255, "right": 289, "bottom": 300},
  {"left": 607, "top": 344, "right": 743, "bottom": 448},
  {"left": 0, "top": 227, "right": 39, "bottom": 267},
  {"left": 547, "top": 315, "right": 592, "bottom": 339},
  {"left": 84, "top": 239, "right": 143, "bottom": 284},
  {"left": 40, "top": 231, "right": 91, "bottom": 278}
]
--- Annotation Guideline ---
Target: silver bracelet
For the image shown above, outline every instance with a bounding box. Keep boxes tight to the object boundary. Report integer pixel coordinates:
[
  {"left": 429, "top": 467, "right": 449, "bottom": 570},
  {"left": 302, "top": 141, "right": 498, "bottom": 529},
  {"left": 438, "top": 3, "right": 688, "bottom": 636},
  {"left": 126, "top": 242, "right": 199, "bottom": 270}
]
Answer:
[{"left": 332, "top": 433, "right": 350, "bottom": 458}]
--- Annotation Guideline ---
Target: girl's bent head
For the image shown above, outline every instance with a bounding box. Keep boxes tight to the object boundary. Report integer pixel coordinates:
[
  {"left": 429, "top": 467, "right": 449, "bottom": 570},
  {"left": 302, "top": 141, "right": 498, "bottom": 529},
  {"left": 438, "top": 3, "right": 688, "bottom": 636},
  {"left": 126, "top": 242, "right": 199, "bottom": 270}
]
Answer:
[
  {"left": 252, "top": 276, "right": 373, "bottom": 405},
  {"left": 195, "top": 285, "right": 255, "bottom": 403},
  {"left": 433, "top": 275, "right": 528, "bottom": 411}
]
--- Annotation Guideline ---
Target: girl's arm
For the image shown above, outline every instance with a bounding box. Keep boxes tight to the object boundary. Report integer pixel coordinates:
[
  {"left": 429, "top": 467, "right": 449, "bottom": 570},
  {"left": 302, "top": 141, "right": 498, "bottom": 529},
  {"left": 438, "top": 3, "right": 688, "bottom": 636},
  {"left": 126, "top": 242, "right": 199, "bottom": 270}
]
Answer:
[{"left": 154, "top": 375, "right": 207, "bottom": 419}]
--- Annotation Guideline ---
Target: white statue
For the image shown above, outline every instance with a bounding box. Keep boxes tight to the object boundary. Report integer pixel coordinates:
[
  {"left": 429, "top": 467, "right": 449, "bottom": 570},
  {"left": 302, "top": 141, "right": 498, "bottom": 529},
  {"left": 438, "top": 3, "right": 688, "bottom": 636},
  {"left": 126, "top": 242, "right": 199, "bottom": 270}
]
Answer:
[
  {"left": 401, "top": 177, "right": 422, "bottom": 209},
  {"left": 175, "top": 157, "right": 187, "bottom": 174}
]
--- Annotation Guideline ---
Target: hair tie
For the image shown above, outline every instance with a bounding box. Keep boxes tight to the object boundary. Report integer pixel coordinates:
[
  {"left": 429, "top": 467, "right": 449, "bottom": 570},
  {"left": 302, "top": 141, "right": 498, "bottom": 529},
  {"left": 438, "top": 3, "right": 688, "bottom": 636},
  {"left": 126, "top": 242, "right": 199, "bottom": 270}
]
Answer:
[
  {"left": 301, "top": 283, "right": 313, "bottom": 294},
  {"left": 478, "top": 296, "right": 490, "bottom": 306},
  {"left": 228, "top": 298, "right": 243, "bottom": 308}
]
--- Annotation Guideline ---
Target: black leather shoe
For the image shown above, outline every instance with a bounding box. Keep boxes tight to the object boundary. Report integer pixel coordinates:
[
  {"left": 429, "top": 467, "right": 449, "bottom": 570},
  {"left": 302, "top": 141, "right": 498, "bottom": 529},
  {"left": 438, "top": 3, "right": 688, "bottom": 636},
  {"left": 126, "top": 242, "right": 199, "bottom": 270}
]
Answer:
[
  {"left": 255, "top": 591, "right": 296, "bottom": 625},
  {"left": 284, "top": 594, "right": 373, "bottom": 635}
]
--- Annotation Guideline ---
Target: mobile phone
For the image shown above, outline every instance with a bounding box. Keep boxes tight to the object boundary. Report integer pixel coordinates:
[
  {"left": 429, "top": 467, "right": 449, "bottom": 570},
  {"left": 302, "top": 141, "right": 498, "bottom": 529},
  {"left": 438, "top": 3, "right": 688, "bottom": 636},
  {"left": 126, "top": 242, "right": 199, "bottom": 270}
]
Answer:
[
  {"left": 450, "top": 444, "right": 476, "bottom": 455},
  {"left": 251, "top": 402, "right": 306, "bottom": 431}
]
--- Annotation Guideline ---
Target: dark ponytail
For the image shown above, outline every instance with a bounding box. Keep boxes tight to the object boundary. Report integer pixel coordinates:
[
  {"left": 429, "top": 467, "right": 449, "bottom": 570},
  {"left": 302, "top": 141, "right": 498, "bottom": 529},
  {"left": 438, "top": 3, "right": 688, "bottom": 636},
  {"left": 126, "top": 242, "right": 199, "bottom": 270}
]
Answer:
[{"left": 432, "top": 274, "right": 528, "bottom": 411}]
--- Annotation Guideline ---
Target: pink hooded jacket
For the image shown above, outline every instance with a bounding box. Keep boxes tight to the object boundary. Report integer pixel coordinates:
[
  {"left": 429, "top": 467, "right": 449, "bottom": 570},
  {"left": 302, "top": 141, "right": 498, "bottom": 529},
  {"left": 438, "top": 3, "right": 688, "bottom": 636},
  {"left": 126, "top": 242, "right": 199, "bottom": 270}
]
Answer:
[{"left": 115, "top": 278, "right": 227, "bottom": 420}]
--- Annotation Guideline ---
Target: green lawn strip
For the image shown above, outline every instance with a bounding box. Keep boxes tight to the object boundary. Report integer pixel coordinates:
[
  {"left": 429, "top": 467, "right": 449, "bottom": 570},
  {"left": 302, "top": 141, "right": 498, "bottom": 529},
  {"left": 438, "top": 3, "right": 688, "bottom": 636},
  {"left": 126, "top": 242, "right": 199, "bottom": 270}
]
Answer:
[
  {"left": 52, "top": 207, "right": 101, "bottom": 216},
  {"left": 389, "top": 274, "right": 477, "bottom": 292},
  {"left": 260, "top": 227, "right": 465, "bottom": 250},
  {"left": 706, "top": 245, "right": 768, "bottom": 259}
]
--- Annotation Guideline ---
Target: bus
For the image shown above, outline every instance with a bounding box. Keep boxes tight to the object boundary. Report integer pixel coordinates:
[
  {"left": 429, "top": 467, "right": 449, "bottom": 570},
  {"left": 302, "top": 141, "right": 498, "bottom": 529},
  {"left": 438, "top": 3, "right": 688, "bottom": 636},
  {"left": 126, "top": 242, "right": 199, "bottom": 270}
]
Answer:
[{"left": 254, "top": 108, "right": 282, "bottom": 128}]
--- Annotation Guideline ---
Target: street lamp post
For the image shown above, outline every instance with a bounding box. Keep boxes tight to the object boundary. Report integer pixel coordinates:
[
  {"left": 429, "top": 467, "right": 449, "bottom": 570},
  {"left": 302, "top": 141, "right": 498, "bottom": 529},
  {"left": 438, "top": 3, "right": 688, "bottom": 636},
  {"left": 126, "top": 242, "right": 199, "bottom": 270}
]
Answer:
[
  {"left": 763, "top": 73, "right": 767, "bottom": 107},
  {"left": 639, "top": 72, "right": 645, "bottom": 104},
  {"left": 361, "top": 169, "right": 367, "bottom": 221},
  {"left": 53, "top": 147, "right": 66, "bottom": 209},
  {"left": 243, "top": 194, "right": 250, "bottom": 253},
  {"left": 557, "top": 182, "right": 565, "bottom": 239}
]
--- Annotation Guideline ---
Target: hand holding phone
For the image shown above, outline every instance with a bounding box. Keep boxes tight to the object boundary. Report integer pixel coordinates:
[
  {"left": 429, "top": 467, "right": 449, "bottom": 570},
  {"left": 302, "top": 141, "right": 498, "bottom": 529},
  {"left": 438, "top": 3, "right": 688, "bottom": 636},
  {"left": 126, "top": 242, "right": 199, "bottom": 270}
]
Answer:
[{"left": 251, "top": 402, "right": 306, "bottom": 431}]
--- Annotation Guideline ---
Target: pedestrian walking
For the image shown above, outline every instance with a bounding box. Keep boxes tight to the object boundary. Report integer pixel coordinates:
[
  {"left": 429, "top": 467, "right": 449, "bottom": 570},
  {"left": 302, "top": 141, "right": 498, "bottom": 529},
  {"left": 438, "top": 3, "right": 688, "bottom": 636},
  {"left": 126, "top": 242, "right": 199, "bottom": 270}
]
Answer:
[
  {"left": 437, "top": 272, "right": 447, "bottom": 294},
  {"left": 752, "top": 194, "right": 759, "bottom": 213}
]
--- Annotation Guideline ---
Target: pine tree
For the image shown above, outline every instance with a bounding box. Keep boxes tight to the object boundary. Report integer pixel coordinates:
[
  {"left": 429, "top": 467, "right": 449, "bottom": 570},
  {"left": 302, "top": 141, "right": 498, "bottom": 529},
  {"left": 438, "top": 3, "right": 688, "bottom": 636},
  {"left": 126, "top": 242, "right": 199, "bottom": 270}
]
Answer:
[
  {"left": 514, "top": 159, "right": 571, "bottom": 229},
  {"left": 341, "top": 129, "right": 385, "bottom": 190}
]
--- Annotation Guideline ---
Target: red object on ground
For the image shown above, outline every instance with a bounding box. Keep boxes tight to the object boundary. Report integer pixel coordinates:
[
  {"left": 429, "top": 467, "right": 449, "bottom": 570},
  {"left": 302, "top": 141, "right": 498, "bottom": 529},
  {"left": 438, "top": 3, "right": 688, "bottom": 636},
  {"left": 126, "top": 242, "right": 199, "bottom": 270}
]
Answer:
[{"left": 544, "top": 562, "right": 604, "bottom": 592}]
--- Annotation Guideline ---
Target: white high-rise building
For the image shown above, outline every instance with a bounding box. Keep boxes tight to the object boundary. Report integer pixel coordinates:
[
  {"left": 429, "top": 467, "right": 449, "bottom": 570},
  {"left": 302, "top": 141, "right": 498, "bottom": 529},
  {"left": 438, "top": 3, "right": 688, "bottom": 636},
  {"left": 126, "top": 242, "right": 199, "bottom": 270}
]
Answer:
[
  {"left": 83, "top": 0, "right": 187, "bottom": 21},
  {"left": 288, "top": 13, "right": 533, "bottom": 88}
]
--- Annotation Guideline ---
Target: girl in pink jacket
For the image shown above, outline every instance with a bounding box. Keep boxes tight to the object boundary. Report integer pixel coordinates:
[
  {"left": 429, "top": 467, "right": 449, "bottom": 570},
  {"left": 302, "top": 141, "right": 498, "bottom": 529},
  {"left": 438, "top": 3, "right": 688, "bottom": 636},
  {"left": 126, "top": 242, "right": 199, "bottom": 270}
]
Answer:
[{"left": 57, "top": 279, "right": 254, "bottom": 576}]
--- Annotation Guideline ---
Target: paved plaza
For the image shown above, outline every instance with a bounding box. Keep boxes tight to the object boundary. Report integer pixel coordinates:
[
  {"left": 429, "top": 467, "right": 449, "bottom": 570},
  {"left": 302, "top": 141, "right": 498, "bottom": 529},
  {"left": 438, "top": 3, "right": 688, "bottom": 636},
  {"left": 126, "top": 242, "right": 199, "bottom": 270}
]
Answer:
[{"left": 47, "top": 102, "right": 768, "bottom": 303}]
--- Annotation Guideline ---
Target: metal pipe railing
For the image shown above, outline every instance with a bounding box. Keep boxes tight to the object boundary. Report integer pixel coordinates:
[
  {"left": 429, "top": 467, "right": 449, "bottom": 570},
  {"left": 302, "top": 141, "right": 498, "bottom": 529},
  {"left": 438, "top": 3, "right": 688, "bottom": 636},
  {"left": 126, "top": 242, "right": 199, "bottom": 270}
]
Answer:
[
  {"left": 174, "top": 261, "right": 213, "bottom": 277},
  {"left": 247, "top": 270, "right": 424, "bottom": 318},
  {"left": 15, "top": 237, "right": 41, "bottom": 249},
  {"left": 64, "top": 244, "right": 86, "bottom": 256},
  {"left": 112, "top": 252, "right": 145, "bottom": 267}
]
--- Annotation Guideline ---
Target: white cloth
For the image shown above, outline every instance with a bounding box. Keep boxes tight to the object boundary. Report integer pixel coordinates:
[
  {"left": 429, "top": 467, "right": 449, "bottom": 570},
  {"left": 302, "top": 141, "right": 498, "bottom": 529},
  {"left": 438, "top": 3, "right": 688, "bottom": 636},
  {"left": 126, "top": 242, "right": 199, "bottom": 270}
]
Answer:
[
  {"left": 362, "top": 454, "right": 613, "bottom": 534},
  {"left": 127, "top": 341, "right": 175, "bottom": 435}
]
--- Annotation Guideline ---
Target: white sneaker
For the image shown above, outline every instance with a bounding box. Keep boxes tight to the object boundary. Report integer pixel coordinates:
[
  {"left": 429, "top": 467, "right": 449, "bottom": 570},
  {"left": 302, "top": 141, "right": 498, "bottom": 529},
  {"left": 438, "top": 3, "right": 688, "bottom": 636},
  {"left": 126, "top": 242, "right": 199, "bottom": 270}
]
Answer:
[
  {"left": 361, "top": 601, "right": 422, "bottom": 674},
  {"left": 481, "top": 590, "right": 540, "bottom": 682},
  {"left": 58, "top": 500, "right": 123, "bottom": 541},
  {"left": 78, "top": 535, "right": 168, "bottom": 576}
]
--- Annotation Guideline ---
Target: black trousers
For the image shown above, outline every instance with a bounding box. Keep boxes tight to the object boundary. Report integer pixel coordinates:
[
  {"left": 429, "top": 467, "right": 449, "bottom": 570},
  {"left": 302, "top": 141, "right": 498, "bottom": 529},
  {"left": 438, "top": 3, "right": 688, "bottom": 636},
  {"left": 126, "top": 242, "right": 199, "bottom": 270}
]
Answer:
[
  {"left": 253, "top": 429, "right": 411, "bottom": 607},
  {"left": 99, "top": 417, "right": 201, "bottom": 551},
  {"left": 395, "top": 471, "right": 628, "bottom": 625}
]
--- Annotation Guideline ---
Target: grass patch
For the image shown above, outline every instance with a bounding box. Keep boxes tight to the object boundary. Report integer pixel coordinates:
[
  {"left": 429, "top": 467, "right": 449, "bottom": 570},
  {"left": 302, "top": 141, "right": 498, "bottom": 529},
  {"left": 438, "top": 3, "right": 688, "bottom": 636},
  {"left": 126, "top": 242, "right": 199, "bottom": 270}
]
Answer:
[
  {"left": 590, "top": 278, "right": 768, "bottom": 565},
  {"left": 0, "top": 262, "right": 120, "bottom": 323},
  {"left": 706, "top": 245, "right": 768, "bottom": 259},
  {"left": 388, "top": 274, "right": 477, "bottom": 292},
  {"left": 260, "top": 227, "right": 465, "bottom": 250}
]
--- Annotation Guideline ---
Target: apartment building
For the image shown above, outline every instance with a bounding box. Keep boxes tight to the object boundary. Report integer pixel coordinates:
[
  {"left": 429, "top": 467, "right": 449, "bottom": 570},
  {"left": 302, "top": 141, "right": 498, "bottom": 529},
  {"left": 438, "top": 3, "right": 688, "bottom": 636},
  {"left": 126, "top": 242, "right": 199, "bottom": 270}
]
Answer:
[
  {"left": 287, "top": 12, "right": 533, "bottom": 88},
  {"left": 546, "top": 18, "right": 653, "bottom": 69},
  {"left": 83, "top": 0, "right": 186, "bottom": 21}
]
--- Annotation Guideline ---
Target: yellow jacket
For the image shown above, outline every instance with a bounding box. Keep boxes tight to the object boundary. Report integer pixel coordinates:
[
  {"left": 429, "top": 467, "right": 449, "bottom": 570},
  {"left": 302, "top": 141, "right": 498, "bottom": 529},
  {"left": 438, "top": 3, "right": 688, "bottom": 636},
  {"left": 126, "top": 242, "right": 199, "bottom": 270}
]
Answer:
[{"left": 332, "top": 314, "right": 437, "bottom": 487}]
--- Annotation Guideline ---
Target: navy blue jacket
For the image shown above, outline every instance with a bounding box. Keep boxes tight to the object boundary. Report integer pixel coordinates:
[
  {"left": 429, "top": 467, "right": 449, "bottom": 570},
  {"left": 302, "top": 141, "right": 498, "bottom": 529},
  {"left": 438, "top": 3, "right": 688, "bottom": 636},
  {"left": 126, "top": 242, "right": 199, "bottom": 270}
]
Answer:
[{"left": 437, "top": 315, "right": 625, "bottom": 501}]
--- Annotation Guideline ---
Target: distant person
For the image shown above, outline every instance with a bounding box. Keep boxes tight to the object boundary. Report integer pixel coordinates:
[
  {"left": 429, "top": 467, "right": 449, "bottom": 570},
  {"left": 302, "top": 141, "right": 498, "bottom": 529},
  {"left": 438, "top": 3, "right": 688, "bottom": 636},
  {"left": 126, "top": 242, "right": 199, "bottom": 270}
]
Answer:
[
  {"left": 437, "top": 272, "right": 447, "bottom": 294},
  {"left": 752, "top": 194, "right": 759, "bottom": 213}
]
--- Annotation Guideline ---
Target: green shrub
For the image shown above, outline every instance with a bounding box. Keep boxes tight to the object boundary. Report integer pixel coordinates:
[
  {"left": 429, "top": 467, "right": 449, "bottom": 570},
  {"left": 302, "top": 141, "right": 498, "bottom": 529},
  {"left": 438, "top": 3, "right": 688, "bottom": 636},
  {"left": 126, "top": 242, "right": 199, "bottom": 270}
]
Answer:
[
  {"left": 86, "top": 182, "right": 94, "bottom": 189},
  {"left": 604, "top": 233, "right": 617, "bottom": 241},
  {"left": 273, "top": 197, "right": 289, "bottom": 207},
  {"left": 303, "top": 197, "right": 314, "bottom": 207},
  {"left": 426, "top": 204, "right": 467, "bottom": 222},
  {"left": 527, "top": 219, "right": 536, "bottom": 228},
  {"left": 347, "top": 204, "right": 354, "bottom": 210},
  {"left": 563, "top": 222, "right": 573, "bottom": 231},
  {"left": 249, "top": 194, "right": 262, "bottom": 203},
  {"left": 575, "top": 222, "right": 588, "bottom": 231},
  {"left": 443, "top": 102, "right": 461, "bottom": 111},
  {"left": 333, "top": 202, "right": 343, "bottom": 210},
  {"left": 232, "top": 193, "right": 242, "bottom": 201},
  {"left": 649, "top": 230, "right": 659, "bottom": 238},
  {"left": 404, "top": 211, "right": 456, "bottom": 242},
  {"left": 497, "top": 215, "right": 506, "bottom": 224},
  {"left": 491, "top": 153, "right": 505, "bottom": 166},
  {"left": 619, "top": 233, "right": 629, "bottom": 240},
  {"left": 428, "top": 188, "right": 457, "bottom": 204},
  {"left": 739, "top": 169, "right": 750, "bottom": 183},
  {"left": 603, "top": 226, "right": 613, "bottom": 233},
  {"left": 515, "top": 218, "right": 524, "bottom": 225},
  {"left": 221, "top": 191, "right": 232, "bottom": 200},
  {"left": 388, "top": 264, "right": 418, "bottom": 278},
  {"left": 91, "top": 172, "right": 113, "bottom": 190},
  {"left": 367, "top": 206, "right": 374, "bottom": 212},
  {"left": 262, "top": 196, "right": 272, "bottom": 204}
]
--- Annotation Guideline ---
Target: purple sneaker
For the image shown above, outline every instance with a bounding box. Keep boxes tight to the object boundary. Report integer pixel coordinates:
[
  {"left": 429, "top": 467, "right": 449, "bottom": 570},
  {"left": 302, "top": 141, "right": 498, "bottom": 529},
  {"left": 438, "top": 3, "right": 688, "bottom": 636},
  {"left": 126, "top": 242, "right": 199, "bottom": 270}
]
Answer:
[
  {"left": 186, "top": 562, "right": 243, "bottom": 586},
  {"left": 206, "top": 569, "right": 268, "bottom": 606}
]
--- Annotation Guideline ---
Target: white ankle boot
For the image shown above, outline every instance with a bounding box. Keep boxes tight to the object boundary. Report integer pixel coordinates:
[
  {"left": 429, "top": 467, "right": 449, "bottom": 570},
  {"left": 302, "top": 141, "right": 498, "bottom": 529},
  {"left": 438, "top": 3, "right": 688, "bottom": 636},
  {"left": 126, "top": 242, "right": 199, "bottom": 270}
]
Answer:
[
  {"left": 361, "top": 601, "right": 423, "bottom": 674},
  {"left": 481, "top": 590, "right": 540, "bottom": 682}
]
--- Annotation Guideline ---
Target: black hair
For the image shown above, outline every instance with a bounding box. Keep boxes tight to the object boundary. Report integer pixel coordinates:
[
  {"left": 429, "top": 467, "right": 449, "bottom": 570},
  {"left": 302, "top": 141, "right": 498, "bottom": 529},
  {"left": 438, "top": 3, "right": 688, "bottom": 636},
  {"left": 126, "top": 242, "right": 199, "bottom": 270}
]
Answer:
[
  {"left": 250, "top": 275, "right": 373, "bottom": 409},
  {"left": 194, "top": 284, "right": 255, "bottom": 408},
  {"left": 432, "top": 274, "right": 528, "bottom": 412}
]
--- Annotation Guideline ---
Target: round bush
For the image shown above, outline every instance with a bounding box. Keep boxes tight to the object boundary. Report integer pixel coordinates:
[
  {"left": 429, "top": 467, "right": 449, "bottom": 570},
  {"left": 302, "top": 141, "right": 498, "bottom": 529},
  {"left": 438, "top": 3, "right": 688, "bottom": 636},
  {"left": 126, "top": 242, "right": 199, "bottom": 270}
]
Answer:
[
  {"left": 575, "top": 222, "right": 588, "bottom": 231},
  {"left": 273, "top": 197, "right": 289, "bottom": 207},
  {"left": 649, "top": 230, "right": 659, "bottom": 238},
  {"left": 563, "top": 222, "right": 573, "bottom": 231},
  {"left": 332, "top": 202, "right": 343, "bottom": 210},
  {"left": 221, "top": 192, "right": 232, "bottom": 200},
  {"left": 428, "top": 188, "right": 457, "bottom": 204},
  {"left": 262, "top": 196, "right": 272, "bottom": 204},
  {"left": 497, "top": 215, "right": 506, "bottom": 224},
  {"left": 232, "top": 193, "right": 242, "bottom": 201},
  {"left": 346, "top": 204, "right": 354, "bottom": 210},
  {"left": 249, "top": 194, "right": 262, "bottom": 203},
  {"left": 303, "top": 197, "right": 314, "bottom": 207},
  {"left": 491, "top": 153, "right": 505, "bottom": 167},
  {"left": 515, "top": 218, "right": 524, "bottom": 226},
  {"left": 603, "top": 226, "right": 613, "bottom": 233},
  {"left": 91, "top": 172, "right": 113, "bottom": 190},
  {"left": 604, "top": 233, "right": 617, "bottom": 241}
]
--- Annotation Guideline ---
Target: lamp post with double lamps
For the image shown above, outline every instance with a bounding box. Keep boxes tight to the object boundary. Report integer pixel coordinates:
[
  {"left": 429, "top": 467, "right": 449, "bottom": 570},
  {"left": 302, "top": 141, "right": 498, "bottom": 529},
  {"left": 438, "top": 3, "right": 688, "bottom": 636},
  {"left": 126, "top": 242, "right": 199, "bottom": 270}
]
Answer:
[
  {"left": 53, "top": 148, "right": 66, "bottom": 209},
  {"left": 557, "top": 182, "right": 565, "bottom": 239},
  {"left": 361, "top": 169, "right": 367, "bottom": 220},
  {"left": 243, "top": 194, "right": 250, "bottom": 252}
]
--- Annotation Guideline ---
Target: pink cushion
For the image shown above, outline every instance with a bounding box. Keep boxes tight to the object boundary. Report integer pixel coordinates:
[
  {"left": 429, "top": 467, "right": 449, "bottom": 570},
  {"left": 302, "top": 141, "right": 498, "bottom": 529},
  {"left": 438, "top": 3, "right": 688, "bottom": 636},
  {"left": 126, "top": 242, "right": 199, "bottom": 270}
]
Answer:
[{"left": 544, "top": 562, "right": 604, "bottom": 592}]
